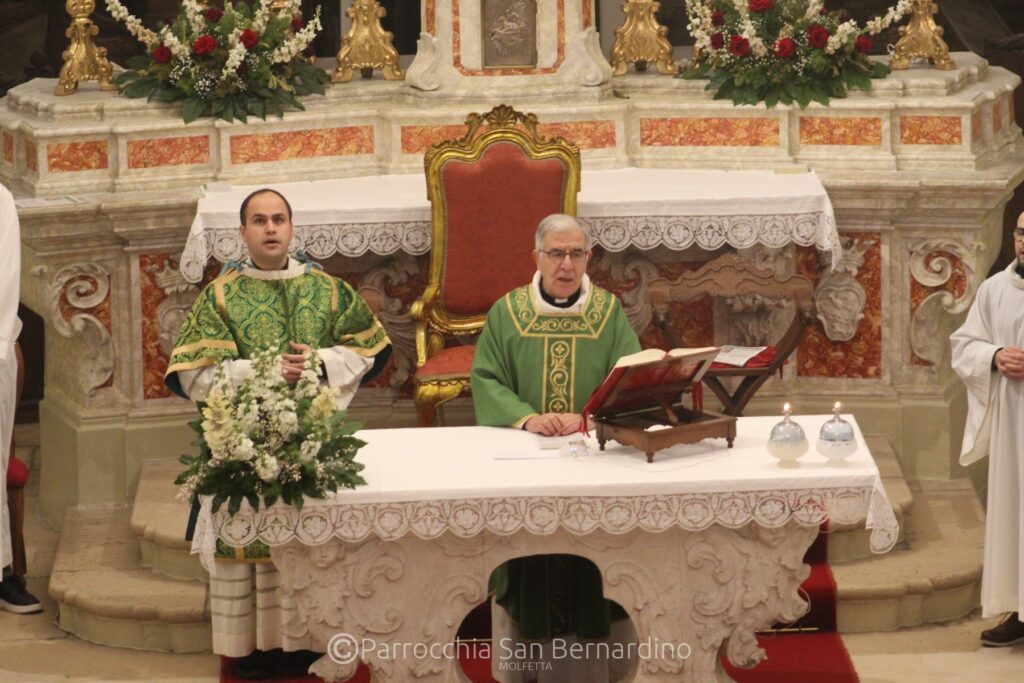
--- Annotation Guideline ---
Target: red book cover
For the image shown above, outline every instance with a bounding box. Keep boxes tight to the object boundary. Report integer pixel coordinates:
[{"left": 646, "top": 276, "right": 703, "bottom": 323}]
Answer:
[{"left": 581, "top": 347, "right": 719, "bottom": 427}]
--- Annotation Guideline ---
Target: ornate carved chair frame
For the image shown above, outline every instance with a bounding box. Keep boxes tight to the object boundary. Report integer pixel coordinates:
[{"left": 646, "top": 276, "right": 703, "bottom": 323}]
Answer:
[
  {"left": 412, "top": 105, "right": 581, "bottom": 426},
  {"left": 648, "top": 252, "right": 816, "bottom": 417}
]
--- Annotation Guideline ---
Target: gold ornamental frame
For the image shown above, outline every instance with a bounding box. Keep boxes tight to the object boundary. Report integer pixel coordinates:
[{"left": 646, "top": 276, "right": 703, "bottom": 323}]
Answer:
[
  {"left": 889, "top": 0, "right": 955, "bottom": 71},
  {"left": 411, "top": 105, "right": 581, "bottom": 424},
  {"left": 55, "top": 0, "right": 118, "bottom": 96},
  {"left": 334, "top": 0, "right": 404, "bottom": 82},
  {"left": 610, "top": 0, "right": 679, "bottom": 76}
]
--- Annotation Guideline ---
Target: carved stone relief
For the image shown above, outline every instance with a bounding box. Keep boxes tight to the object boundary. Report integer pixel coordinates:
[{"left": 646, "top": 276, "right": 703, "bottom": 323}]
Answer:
[
  {"left": 31, "top": 261, "right": 114, "bottom": 397},
  {"left": 908, "top": 238, "right": 979, "bottom": 367},
  {"left": 814, "top": 238, "right": 874, "bottom": 342},
  {"left": 147, "top": 259, "right": 200, "bottom": 358},
  {"left": 356, "top": 253, "right": 420, "bottom": 389}
]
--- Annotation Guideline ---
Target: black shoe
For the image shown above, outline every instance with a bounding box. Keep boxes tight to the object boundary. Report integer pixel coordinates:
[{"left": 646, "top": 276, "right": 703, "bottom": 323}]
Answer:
[
  {"left": 981, "top": 612, "right": 1024, "bottom": 647},
  {"left": 0, "top": 574, "right": 43, "bottom": 614},
  {"left": 233, "top": 649, "right": 274, "bottom": 679}
]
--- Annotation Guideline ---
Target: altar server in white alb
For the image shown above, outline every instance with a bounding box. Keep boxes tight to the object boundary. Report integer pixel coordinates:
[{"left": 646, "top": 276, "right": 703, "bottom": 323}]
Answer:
[
  {"left": 950, "top": 214, "right": 1024, "bottom": 647},
  {"left": 0, "top": 185, "right": 41, "bottom": 614}
]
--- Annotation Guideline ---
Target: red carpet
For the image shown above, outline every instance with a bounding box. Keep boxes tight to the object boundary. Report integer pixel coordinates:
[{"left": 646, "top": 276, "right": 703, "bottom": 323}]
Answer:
[{"left": 221, "top": 525, "right": 855, "bottom": 682}]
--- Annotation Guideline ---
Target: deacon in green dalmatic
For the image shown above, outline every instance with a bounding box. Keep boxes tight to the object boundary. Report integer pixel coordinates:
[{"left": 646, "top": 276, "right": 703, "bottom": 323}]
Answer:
[
  {"left": 164, "top": 188, "right": 390, "bottom": 678},
  {"left": 471, "top": 214, "right": 640, "bottom": 682}
]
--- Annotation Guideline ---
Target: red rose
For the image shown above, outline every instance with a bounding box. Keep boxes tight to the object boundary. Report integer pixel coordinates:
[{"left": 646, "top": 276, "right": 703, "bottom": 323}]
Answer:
[
  {"left": 291, "top": 13, "right": 305, "bottom": 32},
  {"left": 729, "top": 34, "right": 750, "bottom": 57},
  {"left": 855, "top": 34, "right": 872, "bottom": 54},
  {"left": 820, "top": 6, "right": 829, "bottom": 15},
  {"left": 774, "top": 37, "right": 795, "bottom": 59},
  {"left": 203, "top": 8, "right": 223, "bottom": 23},
  {"left": 711, "top": 10, "right": 725, "bottom": 27},
  {"left": 807, "top": 24, "right": 830, "bottom": 49},
  {"left": 710, "top": 32, "right": 725, "bottom": 50},
  {"left": 240, "top": 28, "right": 259, "bottom": 50},
  {"left": 749, "top": 0, "right": 774, "bottom": 12},
  {"left": 192, "top": 34, "right": 218, "bottom": 56},
  {"left": 152, "top": 44, "right": 172, "bottom": 64}
]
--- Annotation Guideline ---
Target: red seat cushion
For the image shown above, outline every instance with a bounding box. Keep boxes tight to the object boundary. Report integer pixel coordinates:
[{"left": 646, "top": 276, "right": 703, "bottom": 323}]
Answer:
[
  {"left": 6, "top": 454, "right": 28, "bottom": 489},
  {"left": 414, "top": 345, "right": 477, "bottom": 382}
]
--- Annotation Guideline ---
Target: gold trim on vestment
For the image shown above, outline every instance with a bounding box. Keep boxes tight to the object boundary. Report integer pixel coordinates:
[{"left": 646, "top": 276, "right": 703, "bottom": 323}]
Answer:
[
  {"left": 166, "top": 357, "right": 218, "bottom": 374},
  {"left": 512, "top": 412, "right": 538, "bottom": 429},
  {"left": 345, "top": 335, "right": 391, "bottom": 357},
  {"left": 338, "top": 322, "right": 387, "bottom": 344},
  {"left": 213, "top": 270, "right": 242, "bottom": 318},
  {"left": 171, "top": 339, "right": 239, "bottom": 356}
]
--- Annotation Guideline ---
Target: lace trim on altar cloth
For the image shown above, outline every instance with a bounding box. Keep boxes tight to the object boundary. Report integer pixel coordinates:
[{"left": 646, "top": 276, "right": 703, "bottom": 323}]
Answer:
[
  {"left": 192, "top": 484, "right": 899, "bottom": 574},
  {"left": 180, "top": 212, "right": 841, "bottom": 283}
]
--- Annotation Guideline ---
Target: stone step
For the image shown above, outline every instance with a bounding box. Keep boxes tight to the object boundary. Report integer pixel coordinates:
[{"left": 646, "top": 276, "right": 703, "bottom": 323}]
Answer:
[
  {"left": 130, "top": 459, "right": 205, "bottom": 582},
  {"left": 828, "top": 435, "right": 913, "bottom": 565},
  {"left": 834, "top": 479, "right": 984, "bottom": 633},
  {"left": 48, "top": 506, "right": 211, "bottom": 652}
]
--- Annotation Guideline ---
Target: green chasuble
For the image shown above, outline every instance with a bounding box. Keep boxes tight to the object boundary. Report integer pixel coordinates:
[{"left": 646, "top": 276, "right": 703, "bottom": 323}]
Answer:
[
  {"left": 165, "top": 259, "right": 390, "bottom": 395},
  {"left": 471, "top": 280, "right": 641, "bottom": 640}
]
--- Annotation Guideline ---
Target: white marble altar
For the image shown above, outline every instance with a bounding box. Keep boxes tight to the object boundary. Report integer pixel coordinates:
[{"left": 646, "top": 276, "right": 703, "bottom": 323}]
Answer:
[{"left": 195, "top": 416, "right": 896, "bottom": 682}]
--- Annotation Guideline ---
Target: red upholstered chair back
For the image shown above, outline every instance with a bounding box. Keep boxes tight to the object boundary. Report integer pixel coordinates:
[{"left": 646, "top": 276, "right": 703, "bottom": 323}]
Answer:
[
  {"left": 414, "top": 106, "right": 581, "bottom": 366},
  {"left": 439, "top": 141, "right": 568, "bottom": 314}
]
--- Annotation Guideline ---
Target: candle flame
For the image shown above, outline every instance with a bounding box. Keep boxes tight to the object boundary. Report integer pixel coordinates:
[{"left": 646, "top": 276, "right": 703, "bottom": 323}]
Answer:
[
  {"left": 783, "top": 402, "right": 791, "bottom": 413},
  {"left": 834, "top": 401, "right": 841, "bottom": 412}
]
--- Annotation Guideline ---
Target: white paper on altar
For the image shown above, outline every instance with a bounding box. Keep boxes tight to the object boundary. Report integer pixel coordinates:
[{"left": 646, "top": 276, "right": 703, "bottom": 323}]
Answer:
[
  {"left": 191, "top": 415, "right": 899, "bottom": 574},
  {"left": 180, "top": 169, "right": 841, "bottom": 282}
]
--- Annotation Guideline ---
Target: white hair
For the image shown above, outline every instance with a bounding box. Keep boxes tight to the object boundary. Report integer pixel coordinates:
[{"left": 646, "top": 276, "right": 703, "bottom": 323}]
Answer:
[{"left": 534, "top": 214, "right": 592, "bottom": 250}]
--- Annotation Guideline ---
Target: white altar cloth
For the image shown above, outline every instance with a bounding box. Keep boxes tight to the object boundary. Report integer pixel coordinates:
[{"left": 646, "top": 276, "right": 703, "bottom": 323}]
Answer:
[
  {"left": 192, "top": 414, "right": 898, "bottom": 573},
  {"left": 181, "top": 169, "right": 840, "bottom": 282}
]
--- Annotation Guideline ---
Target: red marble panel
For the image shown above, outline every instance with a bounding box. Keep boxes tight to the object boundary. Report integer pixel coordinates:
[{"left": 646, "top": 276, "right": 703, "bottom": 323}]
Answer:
[
  {"left": 140, "top": 255, "right": 221, "bottom": 400},
  {"left": 453, "top": 0, "right": 566, "bottom": 76},
  {"left": 908, "top": 250, "right": 968, "bottom": 367},
  {"left": 899, "top": 116, "right": 962, "bottom": 145},
  {"left": 426, "top": 0, "right": 436, "bottom": 34},
  {"left": 128, "top": 135, "right": 210, "bottom": 169},
  {"left": 582, "top": 0, "right": 593, "bottom": 28},
  {"left": 58, "top": 273, "right": 114, "bottom": 388},
  {"left": 799, "top": 117, "right": 882, "bottom": 146},
  {"left": 538, "top": 121, "right": 616, "bottom": 149},
  {"left": 2, "top": 131, "right": 11, "bottom": 163},
  {"left": 1011, "top": 94, "right": 1017, "bottom": 127},
  {"left": 971, "top": 110, "right": 982, "bottom": 142},
  {"left": 140, "top": 254, "right": 174, "bottom": 400},
  {"left": 640, "top": 117, "right": 780, "bottom": 147},
  {"left": 24, "top": 139, "right": 37, "bottom": 172},
  {"left": 796, "top": 234, "right": 882, "bottom": 379},
  {"left": 229, "top": 126, "right": 375, "bottom": 164},
  {"left": 401, "top": 125, "right": 469, "bottom": 155},
  {"left": 994, "top": 100, "right": 1004, "bottom": 134},
  {"left": 47, "top": 140, "right": 108, "bottom": 173}
]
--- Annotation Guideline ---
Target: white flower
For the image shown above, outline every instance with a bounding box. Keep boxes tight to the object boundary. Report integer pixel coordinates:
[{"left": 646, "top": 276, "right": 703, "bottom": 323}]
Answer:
[
  {"left": 300, "top": 439, "right": 322, "bottom": 462},
  {"left": 221, "top": 29, "right": 248, "bottom": 82},
  {"left": 255, "top": 454, "right": 281, "bottom": 482},
  {"left": 270, "top": 6, "right": 322, "bottom": 64},
  {"left": 182, "top": 0, "right": 207, "bottom": 33},
  {"left": 105, "top": 0, "right": 158, "bottom": 48}
]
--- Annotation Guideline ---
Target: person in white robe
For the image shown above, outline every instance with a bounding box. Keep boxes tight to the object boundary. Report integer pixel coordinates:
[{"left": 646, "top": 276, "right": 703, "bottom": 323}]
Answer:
[
  {"left": 950, "top": 215, "right": 1024, "bottom": 646},
  {"left": 0, "top": 183, "right": 41, "bottom": 614}
]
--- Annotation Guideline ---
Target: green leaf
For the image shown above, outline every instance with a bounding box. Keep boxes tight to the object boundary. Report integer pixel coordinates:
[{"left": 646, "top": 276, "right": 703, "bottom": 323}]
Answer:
[
  {"left": 764, "top": 91, "right": 781, "bottom": 109},
  {"left": 122, "top": 77, "right": 158, "bottom": 99},
  {"left": 126, "top": 55, "right": 152, "bottom": 70},
  {"left": 233, "top": 96, "right": 247, "bottom": 123},
  {"left": 211, "top": 493, "right": 226, "bottom": 513},
  {"left": 183, "top": 97, "right": 205, "bottom": 124},
  {"left": 228, "top": 495, "right": 242, "bottom": 516},
  {"left": 219, "top": 98, "right": 234, "bottom": 123},
  {"left": 245, "top": 492, "right": 259, "bottom": 511}
]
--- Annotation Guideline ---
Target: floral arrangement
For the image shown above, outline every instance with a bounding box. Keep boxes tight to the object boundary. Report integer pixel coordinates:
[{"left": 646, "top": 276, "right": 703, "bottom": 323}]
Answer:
[
  {"left": 175, "top": 348, "right": 367, "bottom": 515},
  {"left": 682, "top": 0, "right": 912, "bottom": 108},
  {"left": 106, "top": 0, "right": 330, "bottom": 123}
]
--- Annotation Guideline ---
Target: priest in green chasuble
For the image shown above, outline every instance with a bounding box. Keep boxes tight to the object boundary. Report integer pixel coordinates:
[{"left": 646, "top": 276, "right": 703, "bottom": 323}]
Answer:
[
  {"left": 164, "top": 189, "right": 390, "bottom": 677},
  {"left": 472, "top": 214, "right": 640, "bottom": 682}
]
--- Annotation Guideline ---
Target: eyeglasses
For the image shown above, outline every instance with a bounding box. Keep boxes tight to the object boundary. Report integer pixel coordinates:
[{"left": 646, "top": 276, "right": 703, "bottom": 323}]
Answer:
[
  {"left": 1014, "top": 227, "right": 1024, "bottom": 241},
  {"left": 539, "top": 248, "right": 589, "bottom": 263}
]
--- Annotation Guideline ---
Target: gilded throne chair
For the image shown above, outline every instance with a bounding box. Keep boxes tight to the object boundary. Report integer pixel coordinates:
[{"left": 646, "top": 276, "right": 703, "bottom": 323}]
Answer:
[{"left": 411, "top": 105, "right": 581, "bottom": 427}]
